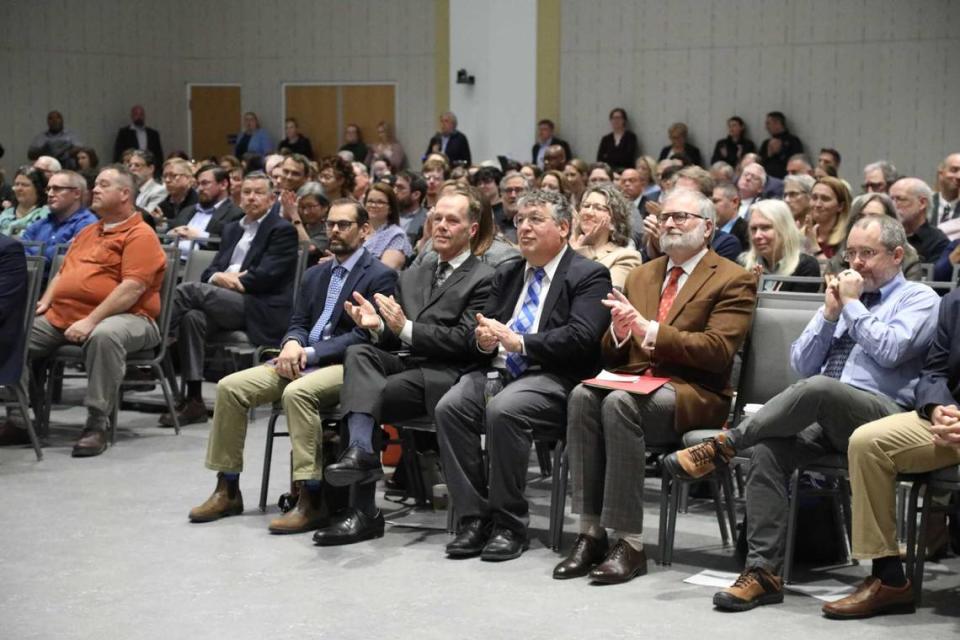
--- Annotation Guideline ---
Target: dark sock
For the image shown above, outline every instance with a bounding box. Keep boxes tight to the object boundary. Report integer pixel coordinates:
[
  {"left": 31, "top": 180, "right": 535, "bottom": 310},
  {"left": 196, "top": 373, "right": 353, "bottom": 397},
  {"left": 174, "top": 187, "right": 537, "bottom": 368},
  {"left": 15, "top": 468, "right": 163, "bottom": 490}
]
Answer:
[
  {"left": 303, "top": 479, "right": 322, "bottom": 492},
  {"left": 346, "top": 412, "right": 375, "bottom": 453},
  {"left": 186, "top": 381, "right": 202, "bottom": 401},
  {"left": 871, "top": 555, "right": 907, "bottom": 587},
  {"left": 352, "top": 482, "right": 378, "bottom": 518}
]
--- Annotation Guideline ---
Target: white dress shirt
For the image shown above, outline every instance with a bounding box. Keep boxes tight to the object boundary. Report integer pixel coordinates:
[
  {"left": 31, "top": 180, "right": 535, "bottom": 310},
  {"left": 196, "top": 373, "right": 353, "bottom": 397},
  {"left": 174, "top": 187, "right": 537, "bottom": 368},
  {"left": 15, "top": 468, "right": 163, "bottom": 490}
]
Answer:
[{"left": 224, "top": 216, "right": 263, "bottom": 273}]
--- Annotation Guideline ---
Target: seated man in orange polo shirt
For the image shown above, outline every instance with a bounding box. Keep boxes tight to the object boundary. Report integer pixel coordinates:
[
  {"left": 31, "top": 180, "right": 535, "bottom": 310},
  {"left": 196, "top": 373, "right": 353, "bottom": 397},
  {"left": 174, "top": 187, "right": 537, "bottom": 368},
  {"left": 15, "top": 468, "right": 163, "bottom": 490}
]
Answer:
[{"left": 20, "top": 165, "right": 165, "bottom": 457}]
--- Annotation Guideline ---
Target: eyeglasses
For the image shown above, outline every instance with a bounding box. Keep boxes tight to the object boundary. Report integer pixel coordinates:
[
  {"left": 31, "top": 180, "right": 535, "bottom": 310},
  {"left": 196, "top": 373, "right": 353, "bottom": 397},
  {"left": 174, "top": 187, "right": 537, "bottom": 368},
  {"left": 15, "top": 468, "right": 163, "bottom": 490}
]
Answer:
[
  {"left": 503, "top": 186, "right": 526, "bottom": 195},
  {"left": 579, "top": 202, "right": 610, "bottom": 213},
  {"left": 325, "top": 220, "right": 358, "bottom": 232},
  {"left": 842, "top": 247, "right": 887, "bottom": 262},
  {"left": 783, "top": 190, "right": 805, "bottom": 199},
  {"left": 861, "top": 181, "right": 887, "bottom": 191},
  {"left": 657, "top": 211, "right": 705, "bottom": 225},
  {"left": 45, "top": 185, "right": 79, "bottom": 194},
  {"left": 162, "top": 173, "right": 188, "bottom": 181},
  {"left": 515, "top": 214, "right": 552, "bottom": 227},
  {"left": 365, "top": 199, "right": 389, "bottom": 207}
]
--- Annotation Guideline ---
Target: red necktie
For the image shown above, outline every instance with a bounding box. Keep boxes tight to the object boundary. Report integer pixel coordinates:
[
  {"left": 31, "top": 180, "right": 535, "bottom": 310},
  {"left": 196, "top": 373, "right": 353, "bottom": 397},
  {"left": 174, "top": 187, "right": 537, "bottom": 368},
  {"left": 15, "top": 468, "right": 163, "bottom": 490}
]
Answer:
[{"left": 656, "top": 266, "right": 684, "bottom": 323}]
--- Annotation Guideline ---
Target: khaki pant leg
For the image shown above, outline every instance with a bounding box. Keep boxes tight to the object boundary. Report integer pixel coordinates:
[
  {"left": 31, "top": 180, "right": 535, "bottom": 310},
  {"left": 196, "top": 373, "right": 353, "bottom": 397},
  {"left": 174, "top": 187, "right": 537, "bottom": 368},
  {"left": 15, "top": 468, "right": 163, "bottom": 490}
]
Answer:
[
  {"left": 848, "top": 411, "right": 960, "bottom": 560},
  {"left": 283, "top": 365, "right": 343, "bottom": 482},
  {"left": 205, "top": 365, "right": 286, "bottom": 473},
  {"left": 82, "top": 314, "right": 160, "bottom": 415}
]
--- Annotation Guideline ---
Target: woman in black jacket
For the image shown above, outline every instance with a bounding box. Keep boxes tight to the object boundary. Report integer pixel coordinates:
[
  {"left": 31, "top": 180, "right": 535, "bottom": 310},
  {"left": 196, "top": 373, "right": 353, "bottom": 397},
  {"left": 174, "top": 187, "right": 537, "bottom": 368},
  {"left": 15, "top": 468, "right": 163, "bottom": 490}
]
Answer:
[{"left": 596, "top": 107, "right": 639, "bottom": 173}]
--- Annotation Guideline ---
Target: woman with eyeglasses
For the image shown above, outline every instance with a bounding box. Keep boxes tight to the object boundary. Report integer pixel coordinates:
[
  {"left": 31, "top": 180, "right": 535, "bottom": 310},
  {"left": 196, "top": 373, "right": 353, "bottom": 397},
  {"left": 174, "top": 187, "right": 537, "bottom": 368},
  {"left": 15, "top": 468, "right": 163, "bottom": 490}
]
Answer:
[
  {"left": 285, "top": 182, "right": 333, "bottom": 265},
  {"left": 569, "top": 183, "right": 642, "bottom": 289},
  {"left": 804, "top": 176, "right": 850, "bottom": 260},
  {"left": 363, "top": 182, "right": 412, "bottom": 270},
  {"left": 0, "top": 166, "right": 48, "bottom": 237},
  {"left": 827, "top": 192, "right": 923, "bottom": 280},
  {"left": 782, "top": 173, "right": 815, "bottom": 228},
  {"left": 740, "top": 200, "right": 820, "bottom": 292}
]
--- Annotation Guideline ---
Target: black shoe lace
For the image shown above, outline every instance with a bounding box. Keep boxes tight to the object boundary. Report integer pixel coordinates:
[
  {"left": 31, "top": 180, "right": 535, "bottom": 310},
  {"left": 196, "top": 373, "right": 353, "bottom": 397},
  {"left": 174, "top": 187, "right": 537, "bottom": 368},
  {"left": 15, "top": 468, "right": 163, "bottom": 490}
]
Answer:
[{"left": 688, "top": 440, "right": 716, "bottom": 468}]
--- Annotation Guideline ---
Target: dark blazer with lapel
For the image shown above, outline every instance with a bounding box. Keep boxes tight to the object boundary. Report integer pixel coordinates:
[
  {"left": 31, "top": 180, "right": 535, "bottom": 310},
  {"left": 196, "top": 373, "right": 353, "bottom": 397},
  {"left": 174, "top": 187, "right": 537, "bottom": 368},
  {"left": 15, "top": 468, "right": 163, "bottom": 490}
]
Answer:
[
  {"left": 0, "top": 237, "right": 27, "bottom": 386},
  {"left": 425, "top": 131, "right": 472, "bottom": 165},
  {"left": 283, "top": 248, "right": 397, "bottom": 367},
  {"left": 915, "top": 287, "right": 960, "bottom": 417},
  {"left": 602, "top": 250, "right": 757, "bottom": 433},
  {"left": 202, "top": 211, "right": 299, "bottom": 346},
  {"left": 171, "top": 199, "right": 245, "bottom": 239},
  {"left": 481, "top": 247, "right": 612, "bottom": 383},
  {"left": 532, "top": 137, "right": 572, "bottom": 164},
  {"left": 113, "top": 126, "right": 164, "bottom": 164},
  {"left": 383, "top": 254, "right": 494, "bottom": 413}
]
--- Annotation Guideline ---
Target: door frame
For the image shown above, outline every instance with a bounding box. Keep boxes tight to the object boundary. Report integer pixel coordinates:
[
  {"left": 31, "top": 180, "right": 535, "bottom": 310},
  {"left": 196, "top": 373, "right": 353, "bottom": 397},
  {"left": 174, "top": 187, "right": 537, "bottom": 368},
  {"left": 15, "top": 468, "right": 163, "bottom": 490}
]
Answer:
[
  {"left": 279, "top": 81, "right": 398, "bottom": 150},
  {"left": 186, "top": 82, "right": 242, "bottom": 160}
]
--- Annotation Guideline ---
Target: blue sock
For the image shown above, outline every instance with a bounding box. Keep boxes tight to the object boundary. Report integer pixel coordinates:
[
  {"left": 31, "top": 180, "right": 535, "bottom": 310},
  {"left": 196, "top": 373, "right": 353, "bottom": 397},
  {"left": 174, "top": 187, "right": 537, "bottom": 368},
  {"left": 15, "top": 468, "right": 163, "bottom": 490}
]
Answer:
[
  {"left": 346, "top": 412, "right": 375, "bottom": 453},
  {"left": 303, "top": 479, "right": 322, "bottom": 491},
  {"left": 222, "top": 472, "right": 240, "bottom": 481}
]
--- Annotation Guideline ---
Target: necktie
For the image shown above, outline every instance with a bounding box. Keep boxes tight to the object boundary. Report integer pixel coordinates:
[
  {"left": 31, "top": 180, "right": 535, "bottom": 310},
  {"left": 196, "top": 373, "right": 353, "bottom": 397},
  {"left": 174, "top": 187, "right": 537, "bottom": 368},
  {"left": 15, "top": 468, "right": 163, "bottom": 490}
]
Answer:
[
  {"left": 432, "top": 261, "right": 451, "bottom": 291},
  {"left": 505, "top": 267, "right": 547, "bottom": 378},
  {"left": 942, "top": 203, "right": 953, "bottom": 225},
  {"left": 821, "top": 291, "right": 881, "bottom": 379},
  {"left": 656, "top": 266, "right": 685, "bottom": 323},
  {"left": 308, "top": 265, "right": 347, "bottom": 344}
]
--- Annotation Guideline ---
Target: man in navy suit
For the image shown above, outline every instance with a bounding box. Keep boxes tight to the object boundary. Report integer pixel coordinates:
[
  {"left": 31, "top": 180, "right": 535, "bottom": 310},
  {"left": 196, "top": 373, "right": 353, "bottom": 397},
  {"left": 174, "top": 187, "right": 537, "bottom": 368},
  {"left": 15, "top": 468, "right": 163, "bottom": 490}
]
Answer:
[
  {"left": 112, "top": 105, "right": 164, "bottom": 168},
  {"left": 163, "top": 172, "right": 298, "bottom": 427},
  {"left": 188, "top": 199, "right": 397, "bottom": 530},
  {"left": 437, "top": 190, "right": 612, "bottom": 561},
  {"left": 313, "top": 185, "right": 496, "bottom": 546}
]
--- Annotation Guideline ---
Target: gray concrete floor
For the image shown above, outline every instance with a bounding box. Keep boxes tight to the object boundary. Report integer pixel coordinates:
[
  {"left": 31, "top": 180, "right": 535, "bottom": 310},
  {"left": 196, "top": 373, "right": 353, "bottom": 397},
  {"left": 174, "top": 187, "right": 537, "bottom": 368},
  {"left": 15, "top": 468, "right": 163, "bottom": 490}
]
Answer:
[{"left": 1, "top": 382, "right": 958, "bottom": 640}]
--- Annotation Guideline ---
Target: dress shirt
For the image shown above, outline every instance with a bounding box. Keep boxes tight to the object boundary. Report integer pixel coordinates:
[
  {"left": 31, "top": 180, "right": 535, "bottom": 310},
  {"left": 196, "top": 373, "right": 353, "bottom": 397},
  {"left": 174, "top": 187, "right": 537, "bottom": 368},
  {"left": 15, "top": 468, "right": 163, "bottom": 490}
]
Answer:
[
  {"left": 737, "top": 196, "right": 756, "bottom": 220},
  {"left": 397, "top": 248, "right": 471, "bottom": 346},
  {"left": 489, "top": 245, "right": 568, "bottom": 369},
  {"left": 132, "top": 125, "right": 147, "bottom": 150},
  {"left": 178, "top": 199, "right": 227, "bottom": 257},
  {"left": 224, "top": 215, "right": 263, "bottom": 273},
  {"left": 790, "top": 272, "right": 940, "bottom": 408},
  {"left": 20, "top": 207, "right": 98, "bottom": 265},
  {"left": 302, "top": 247, "right": 365, "bottom": 364},
  {"left": 535, "top": 137, "right": 554, "bottom": 168}
]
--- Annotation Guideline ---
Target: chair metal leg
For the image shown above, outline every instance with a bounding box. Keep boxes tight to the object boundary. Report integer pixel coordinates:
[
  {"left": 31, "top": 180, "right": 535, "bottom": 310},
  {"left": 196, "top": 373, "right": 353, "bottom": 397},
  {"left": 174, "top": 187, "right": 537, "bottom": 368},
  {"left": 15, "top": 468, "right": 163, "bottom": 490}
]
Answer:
[
  {"left": 400, "top": 429, "right": 429, "bottom": 506},
  {"left": 904, "top": 479, "right": 923, "bottom": 591},
  {"left": 14, "top": 385, "right": 42, "bottom": 460},
  {"left": 42, "top": 361, "right": 56, "bottom": 437},
  {"left": 782, "top": 469, "right": 801, "bottom": 585},
  {"left": 665, "top": 476, "right": 682, "bottom": 565},
  {"left": 154, "top": 363, "right": 181, "bottom": 435},
  {"left": 719, "top": 465, "right": 739, "bottom": 543},
  {"left": 710, "top": 476, "right": 730, "bottom": 545},
  {"left": 679, "top": 481, "right": 690, "bottom": 514},
  {"left": 259, "top": 408, "right": 281, "bottom": 512},
  {"left": 548, "top": 442, "right": 567, "bottom": 552},
  {"left": 657, "top": 473, "right": 671, "bottom": 564},
  {"left": 913, "top": 482, "right": 934, "bottom": 602},
  {"left": 535, "top": 440, "right": 553, "bottom": 477},
  {"left": 835, "top": 477, "right": 854, "bottom": 565}
]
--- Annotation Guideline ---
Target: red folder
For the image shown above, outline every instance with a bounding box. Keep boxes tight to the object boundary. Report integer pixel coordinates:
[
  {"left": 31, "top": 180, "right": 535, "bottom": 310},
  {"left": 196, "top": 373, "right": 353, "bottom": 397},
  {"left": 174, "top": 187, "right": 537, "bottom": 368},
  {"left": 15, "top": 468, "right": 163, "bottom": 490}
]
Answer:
[{"left": 581, "top": 371, "right": 670, "bottom": 395}]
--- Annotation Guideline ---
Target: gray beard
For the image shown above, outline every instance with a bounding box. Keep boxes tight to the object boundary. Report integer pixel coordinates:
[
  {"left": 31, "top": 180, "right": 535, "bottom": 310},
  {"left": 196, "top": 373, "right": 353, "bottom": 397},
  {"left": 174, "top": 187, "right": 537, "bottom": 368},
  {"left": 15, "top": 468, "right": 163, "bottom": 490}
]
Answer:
[{"left": 659, "top": 224, "right": 705, "bottom": 254}]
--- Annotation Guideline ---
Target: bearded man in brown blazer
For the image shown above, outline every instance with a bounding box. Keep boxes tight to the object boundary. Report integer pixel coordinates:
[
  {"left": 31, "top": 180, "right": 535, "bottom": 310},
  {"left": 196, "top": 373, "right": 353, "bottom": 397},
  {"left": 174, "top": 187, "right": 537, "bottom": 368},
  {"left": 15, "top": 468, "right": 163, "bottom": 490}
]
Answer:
[{"left": 553, "top": 188, "right": 757, "bottom": 584}]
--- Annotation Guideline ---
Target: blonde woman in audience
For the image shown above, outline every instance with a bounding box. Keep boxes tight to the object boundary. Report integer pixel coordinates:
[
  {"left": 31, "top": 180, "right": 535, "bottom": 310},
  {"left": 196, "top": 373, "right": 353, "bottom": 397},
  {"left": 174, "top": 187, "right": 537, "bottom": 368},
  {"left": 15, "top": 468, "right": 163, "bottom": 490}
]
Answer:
[
  {"left": 804, "top": 176, "right": 850, "bottom": 260},
  {"left": 365, "top": 121, "right": 406, "bottom": 172},
  {"left": 782, "top": 173, "right": 815, "bottom": 228},
  {"left": 363, "top": 182, "right": 411, "bottom": 270},
  {"left": 569, "top": 183, "right": 642, "bottom": 289},
  {"left": 0, "top": 167, "right": 48, "bottom": 237},
  {"left": 740, "top": 200, "right": 820, "bottom": 292}
]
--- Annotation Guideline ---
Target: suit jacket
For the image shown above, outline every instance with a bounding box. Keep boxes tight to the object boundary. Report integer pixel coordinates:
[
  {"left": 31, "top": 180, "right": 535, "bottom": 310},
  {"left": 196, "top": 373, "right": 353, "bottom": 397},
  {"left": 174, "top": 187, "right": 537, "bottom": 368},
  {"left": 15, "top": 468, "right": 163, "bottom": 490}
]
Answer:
[
  {"left": 601, "top": 250, "right": 757, "bottom": 433},
  {"left": 0, "top": 237, "right": 27, "bottom": 386},
  {"left": 202, "top": 212, "right": 299, "bottom": 346},
  {"left": 761, "top": 177, "right": 784, "bottom": 199},
  {"left": 532, "top": 137, "right": 572, "bottom": 165},
  {"left": 915, "top": 287, "right": 960, "bottom": 417},
  {"left": 382, "top": 254, "right": 494, "bottom": 414},
  {"left": 171, "top": 199, "right": 245, "bottom": 239},
  {"left": 596, "top": 131, "right": 639, "bottom": 172},
  {"left": 712, "top": 230, "right": 742, "bottom": 262},
  {"left": 727, "top": 217, "right": 750, "bottom": 252},
  {"left": 283, "top": 248, "right": 397, "bottom": 366},
  {"left": 480, "top": 248, "right": 612, "bottom": 382},
  {"left": 113, "top": 125, "right": 163, "bottom": 164},
  {"left": 400, "top": 207, "right": 428, "bottom": 247},
  {"left": 659, "top": 142, "right": 704, "bottom": 168},
  {"left": 425, "top": 130, "right": 471, "bottom": 165}
]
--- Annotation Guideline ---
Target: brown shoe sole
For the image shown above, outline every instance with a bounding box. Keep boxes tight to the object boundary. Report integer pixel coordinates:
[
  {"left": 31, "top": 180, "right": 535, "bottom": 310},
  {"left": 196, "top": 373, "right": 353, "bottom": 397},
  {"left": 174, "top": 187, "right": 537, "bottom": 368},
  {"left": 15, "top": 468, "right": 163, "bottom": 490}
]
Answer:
[
  {"left": 588, "top": 563, "right": 648, "bottom": 584},
  {"left": 822, "top": 600, "right": 915, "bottom": 620},
  {"left": 713, "top": 590, "right": 783, "bottom": 611},
  {"left": 159, "top": 413, "right": 208, "bottom": 428},
  {"left": 268, "top": 518, "right": 328, "bottom": 535},
  {"left": 188, "top": 505, "right": 243, "bottom": 523}
]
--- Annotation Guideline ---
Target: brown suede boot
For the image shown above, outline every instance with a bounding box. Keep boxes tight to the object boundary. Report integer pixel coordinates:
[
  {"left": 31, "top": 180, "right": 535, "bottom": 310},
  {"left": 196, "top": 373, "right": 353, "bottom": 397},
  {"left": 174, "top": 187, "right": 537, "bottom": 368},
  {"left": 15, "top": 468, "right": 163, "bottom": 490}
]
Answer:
[
  {"left": 713, "top": 566, "right": 784, "bottom": 611},
  {"left": 268, "top": 483, "right": 326, "bottom": 534},
  {"left": 663, "top": 431, "right": 736, "bottom": 480},
  {"left": 189, "top": 473, "right": 243, "bottom": 522}
]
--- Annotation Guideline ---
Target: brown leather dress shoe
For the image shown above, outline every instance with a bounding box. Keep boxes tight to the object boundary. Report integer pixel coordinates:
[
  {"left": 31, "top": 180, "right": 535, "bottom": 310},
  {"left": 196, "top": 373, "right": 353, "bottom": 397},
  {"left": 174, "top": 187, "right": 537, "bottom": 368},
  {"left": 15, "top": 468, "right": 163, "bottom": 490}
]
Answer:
[
  {"left": 268, "top": 484, "right": 327, "bottom": 534},
  {"left": 160, "top": 398, "right": 208, "bottom": 428},
  {"left": 189, "top": 473, "right": 244, "bottom": 522},
  {"left": 71, "top": 428, "right": 107, "bottom": 457},
  {"left": 588, "top": 539, "right": 648, "bottom": 584},
  {"left": 553, "top": 531, "right": 609, "bottom": 579},
  {"left": 0, "top": 421, "right": 31, "bottom": 447},
  {"left": 822, "top": 577, "right": 914, "bottom": 619},
  {"left": 713, "top": 566, "right": 784, "bottom": 611}
]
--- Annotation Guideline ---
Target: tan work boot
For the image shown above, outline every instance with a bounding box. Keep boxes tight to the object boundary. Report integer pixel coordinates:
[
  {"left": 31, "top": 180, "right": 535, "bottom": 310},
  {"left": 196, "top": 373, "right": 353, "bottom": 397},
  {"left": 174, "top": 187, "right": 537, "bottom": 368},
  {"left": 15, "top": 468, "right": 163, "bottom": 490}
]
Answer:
[
  {"left": 268, "top": 483, "right": 326, "bottom": 534},
  {"left": 189, "top": 473, "right": 243, "bottom": 522},
  {"left": 713, "top": 566, "right": 784, "bottom": 611},
  {"left": 663, "top": 432, "right": 736, "bottom": 480}
]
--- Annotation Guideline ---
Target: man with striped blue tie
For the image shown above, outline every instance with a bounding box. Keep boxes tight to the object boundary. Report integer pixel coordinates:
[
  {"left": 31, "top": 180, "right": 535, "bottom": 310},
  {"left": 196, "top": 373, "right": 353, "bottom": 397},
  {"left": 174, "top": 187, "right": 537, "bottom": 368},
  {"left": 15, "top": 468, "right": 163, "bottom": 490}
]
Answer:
[
  {"left": 436, "top": 190, "right": 612, "bottom": 562},
  {"left": 188, "top": 199, "right": 397, "bottom": 532}
]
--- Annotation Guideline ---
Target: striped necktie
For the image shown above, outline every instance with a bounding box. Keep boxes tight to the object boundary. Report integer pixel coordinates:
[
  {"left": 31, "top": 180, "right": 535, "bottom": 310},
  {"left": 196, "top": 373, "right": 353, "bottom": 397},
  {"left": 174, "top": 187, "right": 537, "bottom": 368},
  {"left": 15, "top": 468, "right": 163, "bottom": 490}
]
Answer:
[
  {"left": 504, "top": 267, "right": 546, "bottom": 378},
  {"left": 822, "top": 291, "right": 881, "bottom": 379},
  {"left": 308, "top": 265, "right": 348, "bottom": 344}
]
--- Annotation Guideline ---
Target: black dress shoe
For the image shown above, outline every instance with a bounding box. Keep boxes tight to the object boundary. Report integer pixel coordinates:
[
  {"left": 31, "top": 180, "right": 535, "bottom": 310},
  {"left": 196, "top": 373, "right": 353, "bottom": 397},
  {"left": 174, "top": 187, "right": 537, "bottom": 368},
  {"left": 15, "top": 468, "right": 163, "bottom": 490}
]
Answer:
[
  {"left": 553, "top": 531, "right": 609, "bottom": 579},
  {"left": 588, "top": 539, "right": 648, "bottom": 584},
  {"left": 312, "top": 508, "right": 385, "bottom": 546},
  {"left": 480, "top": 527, "right": 529, "bottom": 562},
  {"left": 324, "top": 446, "right": 384, "bottom": 487},
  {"left": 446, "top": 518, "right": 492, "bottom": 558}
]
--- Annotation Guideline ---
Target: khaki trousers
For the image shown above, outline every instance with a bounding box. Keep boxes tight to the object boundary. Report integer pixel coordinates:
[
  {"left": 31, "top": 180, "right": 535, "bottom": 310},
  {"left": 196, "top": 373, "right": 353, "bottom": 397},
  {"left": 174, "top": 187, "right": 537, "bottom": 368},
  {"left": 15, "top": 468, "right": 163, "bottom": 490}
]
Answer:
[
  {"left": 848, "top": 411, "right": 960, "bottom": 559},
  {"left": 204, "top": 364, "right": 343, "bottom": 481}
]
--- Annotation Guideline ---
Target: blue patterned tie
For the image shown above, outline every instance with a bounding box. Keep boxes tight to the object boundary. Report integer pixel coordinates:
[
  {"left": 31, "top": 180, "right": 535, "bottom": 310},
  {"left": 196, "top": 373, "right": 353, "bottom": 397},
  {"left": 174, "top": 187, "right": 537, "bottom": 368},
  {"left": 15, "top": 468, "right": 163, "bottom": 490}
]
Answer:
[
  {"left": 308, "top": 266, "right": 347, "bottom": 344},
  {"left": 822, "top": 291, "right": 881, "bottom": 379},
  {"left": 505, "top": 267, "right": 546, "bottom": 378}
]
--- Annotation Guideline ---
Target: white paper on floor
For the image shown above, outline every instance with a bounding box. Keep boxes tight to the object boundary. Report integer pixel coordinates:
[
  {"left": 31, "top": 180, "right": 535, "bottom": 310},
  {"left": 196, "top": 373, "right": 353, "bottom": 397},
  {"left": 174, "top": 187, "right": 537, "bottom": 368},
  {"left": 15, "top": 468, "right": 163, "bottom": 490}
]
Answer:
[{"left": 684, "top": 571, "right": 857, "bottom": 603}]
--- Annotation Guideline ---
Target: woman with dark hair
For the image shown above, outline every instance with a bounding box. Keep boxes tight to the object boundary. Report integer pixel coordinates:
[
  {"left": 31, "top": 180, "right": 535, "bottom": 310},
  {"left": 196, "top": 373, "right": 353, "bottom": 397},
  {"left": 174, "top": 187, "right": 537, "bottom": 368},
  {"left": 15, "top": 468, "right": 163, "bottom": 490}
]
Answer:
[
  {"left": 596, "top": 107, "right": 640, "bottom": 172},
  {"left": 318, "top": 156, "right": 355, "bottom": 199},
  {"left": 0, "top": 166, "right": 48, "bottom": 237},
  {"left": 71, "top": 146, "right": 99, "bottom": 171},
  {"left": 659, "top": 122, "right": 704, "bottom": 167},
  {"left": 277, "top": 118, "right": 314, "bottom": 159},
  {"left": 587, "top": 162, "right": 614, "bottom": 186},
  {"left": 711, "top": 116, "right": 756, "bottom": 165},
  {"left": 363, "top": 183, "right": 411, "bottom": 270},
  {"left": 539, "top": 170, "right": 568, "bottom": 198},
  {"left": 563, "top": 159, "right": 589, "bottom": 205},
  {"left": 339, "top": 124, "right": 368, "bottom": 164},
  {"left": 569, "top": 183, "right": 642, "bottom": 288}
]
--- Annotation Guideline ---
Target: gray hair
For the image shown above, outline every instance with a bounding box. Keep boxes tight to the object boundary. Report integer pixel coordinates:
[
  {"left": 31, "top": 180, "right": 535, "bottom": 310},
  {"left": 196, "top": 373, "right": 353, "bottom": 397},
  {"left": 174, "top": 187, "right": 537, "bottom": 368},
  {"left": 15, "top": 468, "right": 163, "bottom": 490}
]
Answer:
[
  {"left": 741, "top": 200, "right": 802, "bottom": 276},
  {"left": 710, "top": 161, "right": 734, "bottom": 181},
  {"left": 297, "top": 181, "right": 327, "bottom": 202},
  {"left": 352, "top": 161, "right": 369, "bottom": 178},
  {"left": 579, "top": 183, "right": 632, "bottom": 247},
  {"left": 850, "top": 192, "right": 897, "bottom": 221},
  {"left": 442, "top": 111, "right": 458, "bottom": 128},
  {"left": 53, "top": 169, "right": 88, "bottom": 193},
  {"left": 863, "top": 160, "right": 899, "bottom": 185},
  {"left": 852, "top": 214, "right": 908, "bottom": 255},
  {"left": 783, "top": 173, "right": 815, "bottom": 195},
  {"left": 500, "top": 172, "right": 532, "bottom": 192},
  {"left": 517, "top": 189, "right": 573, "bottom": 228},
  {"left": 664, "top": 187, "right": 717, "bottom": 228},
  {"left": 713, "top": 181, "right": 739, "bottom": 201},
  {"left": 893, "top": 176, "right": 933, "bottom": 202},
  {"left": 35, "top": 155, "right": 62, "bottom": 172},
  {"left": 243, "top": 170, "right": 274, "bottom": 191}
]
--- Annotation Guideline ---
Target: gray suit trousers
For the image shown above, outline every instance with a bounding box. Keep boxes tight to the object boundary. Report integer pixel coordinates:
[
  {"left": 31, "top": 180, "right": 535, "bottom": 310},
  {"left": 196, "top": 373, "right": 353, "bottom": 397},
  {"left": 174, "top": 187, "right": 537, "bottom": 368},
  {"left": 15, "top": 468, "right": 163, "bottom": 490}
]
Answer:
[{"left": 169, "top": 281, "right": 246, "bottom": 382}]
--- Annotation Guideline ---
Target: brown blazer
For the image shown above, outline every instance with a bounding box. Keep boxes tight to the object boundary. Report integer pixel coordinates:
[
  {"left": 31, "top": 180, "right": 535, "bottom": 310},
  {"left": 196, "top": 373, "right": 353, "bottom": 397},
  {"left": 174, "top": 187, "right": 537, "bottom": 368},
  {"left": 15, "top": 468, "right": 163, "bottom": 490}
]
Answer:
[{"left": 601, "top": 249, "right": 757, "bottom": 433}]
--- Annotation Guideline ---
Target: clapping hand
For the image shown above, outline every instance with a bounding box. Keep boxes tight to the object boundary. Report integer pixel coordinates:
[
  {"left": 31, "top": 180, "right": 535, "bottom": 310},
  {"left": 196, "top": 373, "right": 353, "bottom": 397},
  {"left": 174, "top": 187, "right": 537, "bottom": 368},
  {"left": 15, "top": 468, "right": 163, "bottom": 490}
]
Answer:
[
  {"left": 602, "top": 289, "right": 648, "bottom": 342},
  {"left": 344, "top": 291, "right": 383, "bottom": 330},
  {"left": 373, "top": 293, "right": 407, "bottom": 334},
  {"left": 475, "top": 313, "right": 522, "bottom": 352}
]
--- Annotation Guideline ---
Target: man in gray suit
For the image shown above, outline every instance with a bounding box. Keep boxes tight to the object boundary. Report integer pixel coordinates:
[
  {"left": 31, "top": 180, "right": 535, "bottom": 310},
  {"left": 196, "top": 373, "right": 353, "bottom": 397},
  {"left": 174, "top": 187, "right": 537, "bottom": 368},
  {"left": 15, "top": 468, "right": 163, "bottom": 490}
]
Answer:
[{"left": 314, "top": 185, "right": 495, "bottom": 546}]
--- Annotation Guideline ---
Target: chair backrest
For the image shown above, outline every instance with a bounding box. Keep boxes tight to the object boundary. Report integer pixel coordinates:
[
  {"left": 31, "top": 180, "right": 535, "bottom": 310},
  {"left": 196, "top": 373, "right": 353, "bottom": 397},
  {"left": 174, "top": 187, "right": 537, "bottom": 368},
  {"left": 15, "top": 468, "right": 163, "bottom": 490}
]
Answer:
[
  {"left": 732, "top": 303, "right": 820, "bottom": 423},
  {"left": 146, "top": 245, "right": 181, "bottom": 363},
  {"left": 290, "top": 242, "right": 311, "bottom": 311},
  {"left": 755, "top": 290, "right": 824, "bottom": 312},
  {"left": 15, "top": 256, "right": 47, "bottom": 381},
  {"left": 16, "top": 239, "right": 45, "bottom": 258},
  {"left": 758, "top": 274, "right": 825, "bottom": 293},
  {"left": 918, "top": 263, "right": 935, "bottom": 281},
  {"left": 182, "top": 248, "right": 218, "bottom": 283},
  {"left": 47, "top": 243, "right": 71, "bottom": 282}
]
